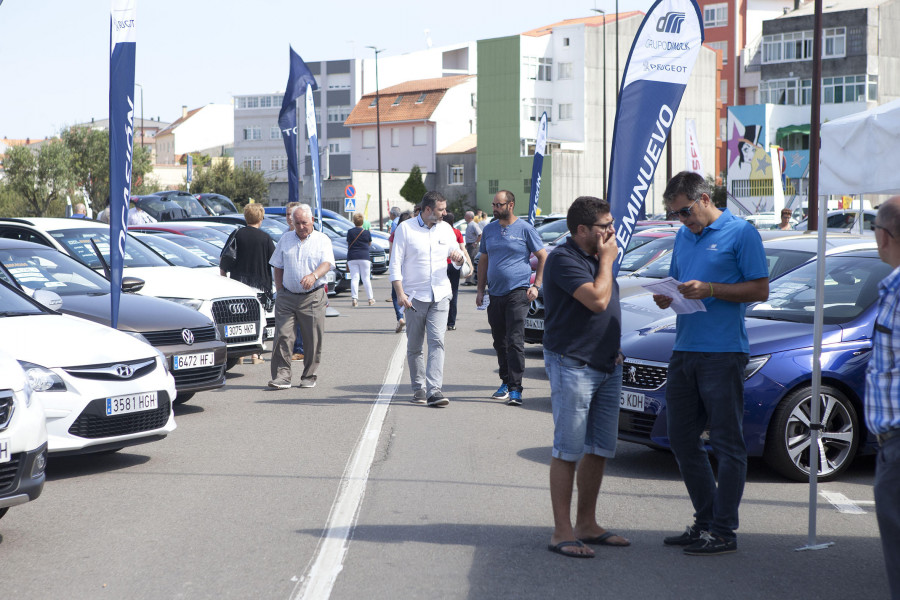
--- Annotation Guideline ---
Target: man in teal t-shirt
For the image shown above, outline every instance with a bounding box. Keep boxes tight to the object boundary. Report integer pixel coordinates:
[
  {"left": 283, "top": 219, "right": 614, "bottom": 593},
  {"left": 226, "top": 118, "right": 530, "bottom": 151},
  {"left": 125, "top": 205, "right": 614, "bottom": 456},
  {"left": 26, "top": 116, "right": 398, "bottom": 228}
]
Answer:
[{"left": 652, "top": 171, "right": 768, "bottom": 556}]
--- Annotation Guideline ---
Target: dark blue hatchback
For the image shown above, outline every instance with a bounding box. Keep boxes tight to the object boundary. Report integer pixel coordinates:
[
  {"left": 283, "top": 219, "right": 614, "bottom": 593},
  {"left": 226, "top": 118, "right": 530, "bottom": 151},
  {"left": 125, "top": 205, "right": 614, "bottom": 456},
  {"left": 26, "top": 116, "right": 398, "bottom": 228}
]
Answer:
[{"left": 618, "top": 247, "right": 888, "bottom": 481}]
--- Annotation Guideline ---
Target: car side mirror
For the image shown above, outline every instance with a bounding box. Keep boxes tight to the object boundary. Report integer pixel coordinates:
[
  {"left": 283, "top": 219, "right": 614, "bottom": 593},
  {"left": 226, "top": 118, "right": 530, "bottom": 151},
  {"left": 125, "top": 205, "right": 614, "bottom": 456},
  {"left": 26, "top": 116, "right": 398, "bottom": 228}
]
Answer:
[
  {"left": 122, "top": 276, "right": 145, "bottom": 293},
  {"left": 33, "top": 289, "right": 63, "bottom": 311}
]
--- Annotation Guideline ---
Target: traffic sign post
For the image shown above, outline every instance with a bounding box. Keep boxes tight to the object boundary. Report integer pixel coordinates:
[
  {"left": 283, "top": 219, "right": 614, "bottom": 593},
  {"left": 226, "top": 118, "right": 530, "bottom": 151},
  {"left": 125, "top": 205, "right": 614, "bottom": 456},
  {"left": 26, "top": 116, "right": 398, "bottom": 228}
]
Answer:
[
  {"left": 344, "top": 184, "right": 356, "bottom": 198},
  {"left": 344, "top": 197, "right": 356, "bottom": 213}
]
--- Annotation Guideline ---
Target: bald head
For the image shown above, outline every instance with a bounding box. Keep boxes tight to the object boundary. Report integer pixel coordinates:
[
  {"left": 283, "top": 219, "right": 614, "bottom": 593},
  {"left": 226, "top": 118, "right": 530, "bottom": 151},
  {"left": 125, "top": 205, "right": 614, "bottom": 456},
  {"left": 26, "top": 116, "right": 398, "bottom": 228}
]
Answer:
[{"left": 875, "top": 196, "right": 900, "bottom": 268}]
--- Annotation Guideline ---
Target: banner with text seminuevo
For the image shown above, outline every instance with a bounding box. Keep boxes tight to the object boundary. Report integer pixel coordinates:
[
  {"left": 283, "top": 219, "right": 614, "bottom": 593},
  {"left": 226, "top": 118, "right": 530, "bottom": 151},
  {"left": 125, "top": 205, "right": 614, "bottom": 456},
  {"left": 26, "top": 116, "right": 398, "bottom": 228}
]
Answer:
[
  {"left": 278, "top": 47, "right": 318, "bottom": 208},
  {"left": 306, "top": 85, "right": 322, "bottom": 229},
  {"left": 607, "top": 0, "right": 703, "bottom": 276},
  {"left": 109, "top": 0, "right": 137, "bottom": 328},
  {"left": 527, "top": 112, "right": 548, "bottom": 226}
]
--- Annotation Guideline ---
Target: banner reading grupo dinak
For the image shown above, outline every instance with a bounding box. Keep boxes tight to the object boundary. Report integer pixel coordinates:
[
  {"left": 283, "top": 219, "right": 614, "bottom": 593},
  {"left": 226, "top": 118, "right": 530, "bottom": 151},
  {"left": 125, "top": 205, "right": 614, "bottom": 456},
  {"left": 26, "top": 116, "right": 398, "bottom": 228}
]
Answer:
[
  {"left": 109, "top": 0, "right": 137, "bottom": 328},
  {"left": 527, "top": 112, "right": 548, "bottom": 226},
  {"left": 607, "top": 0, "right": 703, "bottom": 275}
]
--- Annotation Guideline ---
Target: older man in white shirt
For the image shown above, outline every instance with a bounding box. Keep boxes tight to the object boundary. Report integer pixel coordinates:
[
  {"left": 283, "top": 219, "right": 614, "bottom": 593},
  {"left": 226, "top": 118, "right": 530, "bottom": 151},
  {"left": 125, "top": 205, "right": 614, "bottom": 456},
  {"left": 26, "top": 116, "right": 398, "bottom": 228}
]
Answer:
[
  {"left": 391, "top": 191, "right": 466, "bottom": 407},
  {"left": 268, "top": 204, "right": 335, "bottom": 390}
]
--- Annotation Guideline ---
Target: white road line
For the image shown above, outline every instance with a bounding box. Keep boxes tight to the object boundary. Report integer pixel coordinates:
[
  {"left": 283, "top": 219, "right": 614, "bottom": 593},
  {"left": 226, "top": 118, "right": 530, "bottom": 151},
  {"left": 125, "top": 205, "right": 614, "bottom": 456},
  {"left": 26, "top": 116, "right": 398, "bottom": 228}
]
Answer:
[
  {"left": 820, "top": 490, "right": 867, "bottom": 514},
  {"left": 291, "top": 336, "right": 405, "bottom": 600}
]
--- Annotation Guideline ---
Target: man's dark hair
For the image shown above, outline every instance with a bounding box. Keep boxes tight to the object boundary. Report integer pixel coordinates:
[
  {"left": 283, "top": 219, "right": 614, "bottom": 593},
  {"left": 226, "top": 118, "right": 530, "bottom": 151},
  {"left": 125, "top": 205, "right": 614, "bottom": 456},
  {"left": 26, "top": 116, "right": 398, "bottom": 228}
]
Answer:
[
  {"left": 663, "top": 171, "right": 710, "bottom": 207},
  {"left": 567, "top": 196, "right": 610, "bottom": 235},
  {"left": 498, "top": 190, "right": 515, "bottom": 205},
  {"left": 398, "top": 211, "right": 412, "bottom": 224},
  {"left": 420, "top": 191, "right": 446, "bottom": 211},
  {"left": 443, "top": 212, "right": 455, "bottom": 225}
]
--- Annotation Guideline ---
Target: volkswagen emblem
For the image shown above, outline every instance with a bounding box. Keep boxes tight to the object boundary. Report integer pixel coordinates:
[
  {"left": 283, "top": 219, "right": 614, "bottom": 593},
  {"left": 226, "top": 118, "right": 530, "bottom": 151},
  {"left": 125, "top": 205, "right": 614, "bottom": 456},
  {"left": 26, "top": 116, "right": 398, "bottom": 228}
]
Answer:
[
  {"left": 115, "top": 364, "right": 134, "bottom": 379},
  {"left": 181, "top": 328, "right": 195, "bottom": 345},
  {"left": 628, "top": 365, "right": 638, "bottom": 384},
  {"left": 229, "top": 302, "right": 248, "bottom": 315}
]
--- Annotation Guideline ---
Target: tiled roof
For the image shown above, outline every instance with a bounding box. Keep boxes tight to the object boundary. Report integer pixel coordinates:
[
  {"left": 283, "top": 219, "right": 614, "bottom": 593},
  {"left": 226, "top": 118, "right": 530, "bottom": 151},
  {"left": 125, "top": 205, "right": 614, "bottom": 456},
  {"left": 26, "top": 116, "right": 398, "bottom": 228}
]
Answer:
[
  {"left": 344, "top": 75, "right": 474, "bottom": 127},
  {"left": 437, "top": 134, "right": 477, "bottom": 154},
  {"left": 0, "top": 138, "right": 44, "bottom": 147},
  {"left": 157, "top": 107, "right": 203, "bottom": 136},
  {"left": 522, "top": 12, "right": 643, "bottom": 37}
]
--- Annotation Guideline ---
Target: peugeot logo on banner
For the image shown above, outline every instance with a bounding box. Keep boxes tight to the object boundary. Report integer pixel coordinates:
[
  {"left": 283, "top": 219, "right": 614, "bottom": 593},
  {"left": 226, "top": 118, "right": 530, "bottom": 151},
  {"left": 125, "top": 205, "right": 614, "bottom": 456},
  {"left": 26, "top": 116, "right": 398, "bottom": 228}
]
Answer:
[
  {"left": 229, "top": 302, "right": 248, "bottom": 315},
  {"left": 656, "top": 11, "right": 685, "bottom": 33},
  {"left": 115, "top": 364, "right": 134, "bottom": 379},
  {"left": 182, "top": 329, "right": 195, "bottom": 345}
]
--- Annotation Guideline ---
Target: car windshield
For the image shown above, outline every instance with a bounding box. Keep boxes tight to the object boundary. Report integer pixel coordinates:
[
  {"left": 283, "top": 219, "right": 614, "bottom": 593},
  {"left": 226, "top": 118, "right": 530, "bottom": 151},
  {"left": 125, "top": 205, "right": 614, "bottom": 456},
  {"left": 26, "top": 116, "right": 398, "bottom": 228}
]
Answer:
[
  {"left": 619, "top": 236, "right": 675, "bottom": 273},
  {"left": 200, "top": 195, "right": 238, "bottom": 215},
  {"left": 0, "top": 280, "right": 47, "bottom": 315},
  {"left": 136, "top": 234, "right": 214, "bottom": 268},
  {"left": 632, "top": 252, "right": 672, "bottom": 279},
  {"left": 0, "top": 247, "right": 112, "bottom": 296},
  {"left": 324, "top": 219, "right": 352, "bottom": 235},
  {"left": 631, "top": 245, "right": 817, "bottom": 281},
  {"left": 258, "top": 218, "right": 287, "bottom": 242},
  {"left": 178, "top": 227, "right": 230, "bottom": 248},
  {"left": 160, "top": 234, "right": 222, "bottom": 265},
  {"left": 535, "top": 219, "right": 570, "bottom": 244},
  {"left": 163, "top": 196, "right": 208, "bottom": 218},
  {"left": 747, "top": 255, "right": 891, "bottom": 324},
  {"left": 49, "top": 228, "right": 170, "bottom": 269}
]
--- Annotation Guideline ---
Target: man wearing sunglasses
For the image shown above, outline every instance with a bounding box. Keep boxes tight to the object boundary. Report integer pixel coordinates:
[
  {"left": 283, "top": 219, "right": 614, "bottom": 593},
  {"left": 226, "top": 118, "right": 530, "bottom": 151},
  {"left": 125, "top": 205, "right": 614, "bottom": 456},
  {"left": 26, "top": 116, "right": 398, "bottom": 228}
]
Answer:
[
  {"left": 652, "top": 171, "right": 768, "bottom": 556},
  {"left": 476, "top": 190, "right": 547, "bottom": 406}
]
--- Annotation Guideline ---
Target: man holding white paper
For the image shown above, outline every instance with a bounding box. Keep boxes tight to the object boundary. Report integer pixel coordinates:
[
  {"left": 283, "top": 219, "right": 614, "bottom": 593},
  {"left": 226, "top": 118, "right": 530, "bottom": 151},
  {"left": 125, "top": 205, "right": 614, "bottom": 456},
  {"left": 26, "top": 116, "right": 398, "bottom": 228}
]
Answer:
[
  {"left": 653, "top": 171, "right": 768, "bottom": 556},
  {"left": 390, "top": 191, "right": 465, "bottom": 407}
]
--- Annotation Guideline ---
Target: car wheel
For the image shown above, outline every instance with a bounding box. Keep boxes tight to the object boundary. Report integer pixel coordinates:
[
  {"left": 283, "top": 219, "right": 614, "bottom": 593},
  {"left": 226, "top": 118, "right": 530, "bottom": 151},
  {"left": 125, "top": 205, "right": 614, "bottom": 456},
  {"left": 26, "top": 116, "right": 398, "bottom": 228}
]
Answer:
[
  {"left": 226, "top": 357, "right": 240, "bottom": 371},
  {"left": 764, "top": 385, "right": 859, "bottom": 482},
  {"left": 174, "top": 392, "right": 195, "bottom": 405}
]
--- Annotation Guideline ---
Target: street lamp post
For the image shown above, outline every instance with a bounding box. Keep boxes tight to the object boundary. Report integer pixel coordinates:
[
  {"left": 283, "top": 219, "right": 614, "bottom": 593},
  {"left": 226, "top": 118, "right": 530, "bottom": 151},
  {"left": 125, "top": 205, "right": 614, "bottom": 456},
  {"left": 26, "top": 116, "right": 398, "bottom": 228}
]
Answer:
[
  {"left": 591, "top": 9, "right": 608, "bottom": 199},
  {"left": 366, "top": 46, "right": 385, "bottom": 230},
  {"left": 135, "top": 83, "right": 144, "bottom": 149}
]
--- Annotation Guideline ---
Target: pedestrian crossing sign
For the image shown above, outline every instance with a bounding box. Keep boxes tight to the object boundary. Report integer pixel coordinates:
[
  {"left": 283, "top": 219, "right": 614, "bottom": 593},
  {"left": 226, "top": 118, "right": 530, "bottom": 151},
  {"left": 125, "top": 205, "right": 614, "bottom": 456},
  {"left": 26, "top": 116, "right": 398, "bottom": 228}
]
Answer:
[{"left": 344, "top": 197, "right": 356, "bottom": 212}]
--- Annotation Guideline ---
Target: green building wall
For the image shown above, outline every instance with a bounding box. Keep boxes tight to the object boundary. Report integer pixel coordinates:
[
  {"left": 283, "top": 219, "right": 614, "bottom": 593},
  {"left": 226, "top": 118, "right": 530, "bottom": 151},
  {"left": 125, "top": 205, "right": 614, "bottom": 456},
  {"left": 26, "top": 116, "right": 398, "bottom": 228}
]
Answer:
[{"left": 476, "top": 36, "right": 552, "bottom": 216}]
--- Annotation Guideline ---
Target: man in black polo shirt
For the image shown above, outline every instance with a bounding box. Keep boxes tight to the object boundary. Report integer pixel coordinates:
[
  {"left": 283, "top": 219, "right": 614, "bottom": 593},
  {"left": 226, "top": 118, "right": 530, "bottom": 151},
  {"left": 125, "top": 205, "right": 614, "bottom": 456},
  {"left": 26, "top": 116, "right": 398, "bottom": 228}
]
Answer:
[{"left": 543, "top": 196, "right": 628, "bottom": 559}]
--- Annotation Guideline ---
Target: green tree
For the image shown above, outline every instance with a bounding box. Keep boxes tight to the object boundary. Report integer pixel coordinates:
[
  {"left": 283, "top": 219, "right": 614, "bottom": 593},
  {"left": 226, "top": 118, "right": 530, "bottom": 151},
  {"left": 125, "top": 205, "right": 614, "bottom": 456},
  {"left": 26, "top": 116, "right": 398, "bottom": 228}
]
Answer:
[
  {"left": 706, "top": 175, "right": 727, "bottom": 209},
  {"left": 185, "top": 161, "right": 267, "bottom": 207},
  {"left": 232, "top": 165, "right": 269, "bottom": 207},
  {"left": 399, "top": 165, "right": 428, "bottom": 205},
  {"left": 0, "top": 182, "right": 26, "bottom": 217},
  {"left": 2, "top": 142, "right": 71, "bottom": 217}
]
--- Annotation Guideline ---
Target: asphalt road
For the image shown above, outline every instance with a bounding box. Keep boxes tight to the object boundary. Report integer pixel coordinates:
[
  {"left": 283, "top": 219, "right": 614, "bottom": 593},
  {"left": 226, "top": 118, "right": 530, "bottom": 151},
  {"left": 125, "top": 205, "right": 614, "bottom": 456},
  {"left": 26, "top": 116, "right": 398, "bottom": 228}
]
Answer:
[{"left": 0, "top": 277, "right": 890, "bottom": 600}]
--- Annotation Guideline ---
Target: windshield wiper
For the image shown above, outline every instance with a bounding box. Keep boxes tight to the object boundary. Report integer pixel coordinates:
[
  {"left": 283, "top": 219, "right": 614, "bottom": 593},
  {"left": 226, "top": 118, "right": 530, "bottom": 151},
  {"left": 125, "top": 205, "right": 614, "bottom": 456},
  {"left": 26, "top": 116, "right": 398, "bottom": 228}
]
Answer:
[{"left": 0, "top": 311, "right": 42, "bottom": 317}]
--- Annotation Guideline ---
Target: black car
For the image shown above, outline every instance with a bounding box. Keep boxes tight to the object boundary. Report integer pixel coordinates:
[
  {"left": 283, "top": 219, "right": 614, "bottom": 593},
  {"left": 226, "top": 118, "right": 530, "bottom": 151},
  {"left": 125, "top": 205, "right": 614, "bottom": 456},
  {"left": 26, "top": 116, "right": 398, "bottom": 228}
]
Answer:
[
  {"left": 0, "top": 239, "right": 227, "bottom": 404},
  {"left": 194, "top": 193, "right": 239, "bottom": 216},
  {"left": 133, "top": 192, "right": 209, "bottom": 221}
]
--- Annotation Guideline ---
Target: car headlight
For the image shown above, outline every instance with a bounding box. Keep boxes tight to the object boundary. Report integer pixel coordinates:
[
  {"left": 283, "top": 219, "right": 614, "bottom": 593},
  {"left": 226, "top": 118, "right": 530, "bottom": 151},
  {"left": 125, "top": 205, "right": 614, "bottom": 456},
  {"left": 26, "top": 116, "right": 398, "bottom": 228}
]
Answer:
[
  {"left": 159, "top": 297, "right": 204, "bottom": 311},
  {"left": 154, "top": 348, "right": 169, "bottom": 374},
  {"left": 18, "top": 361, "right": 67, "bottom": 392},
  {"left": 744, "top": 355, "right": 770, "bottom": 381},
  {"left": 123, "top": 331, "right": 152, "bottom": 346}
]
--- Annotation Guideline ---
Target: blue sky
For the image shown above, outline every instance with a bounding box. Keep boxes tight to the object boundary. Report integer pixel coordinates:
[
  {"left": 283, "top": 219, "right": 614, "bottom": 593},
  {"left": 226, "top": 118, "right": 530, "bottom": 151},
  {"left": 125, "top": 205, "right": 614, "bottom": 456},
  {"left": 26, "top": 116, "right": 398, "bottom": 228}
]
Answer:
[{"left": 0, "top": 0, "right": 655, "bottom": 140}]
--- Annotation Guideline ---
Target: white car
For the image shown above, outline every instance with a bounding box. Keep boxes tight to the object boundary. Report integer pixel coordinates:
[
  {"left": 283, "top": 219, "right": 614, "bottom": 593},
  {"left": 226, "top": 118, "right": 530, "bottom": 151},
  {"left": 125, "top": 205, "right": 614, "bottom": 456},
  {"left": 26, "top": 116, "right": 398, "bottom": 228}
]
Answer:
[
  {"left": 0, "top": 350, "right": 48, "bottom": 521},
  {"left": 0, "top": 218, "right": 266, "bottom": 368},
  {"left": 0, "top": 279, "right": 177, "bottom": 455}
]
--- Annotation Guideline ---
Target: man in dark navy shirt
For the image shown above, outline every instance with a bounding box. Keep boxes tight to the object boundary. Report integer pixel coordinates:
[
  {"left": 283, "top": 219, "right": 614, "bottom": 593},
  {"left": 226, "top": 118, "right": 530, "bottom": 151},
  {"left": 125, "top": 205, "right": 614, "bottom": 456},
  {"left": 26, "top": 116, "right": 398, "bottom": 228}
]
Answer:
[{"left": 542, "top": 196, "right": 627, "bottom": 559}]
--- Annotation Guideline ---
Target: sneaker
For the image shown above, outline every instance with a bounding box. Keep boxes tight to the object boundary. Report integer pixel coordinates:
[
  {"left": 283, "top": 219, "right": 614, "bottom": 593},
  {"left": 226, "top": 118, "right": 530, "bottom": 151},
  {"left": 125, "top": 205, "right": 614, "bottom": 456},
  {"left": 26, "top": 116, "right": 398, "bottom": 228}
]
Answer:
[
  {"left": 447, "top": 325, "right": 456, "bottom": 331},
  {"left": 268, "top": 378, "right": 291, "bottom": 390},
  {"left": 395, "top": 319, "right": 406, "bottom": 333},
  {"left": 506, "top": 390, "right": 522, "bottom": 406},
  {"left": 352, "top": 298, "right": 358, "bottom": 307},
  {"left": 491, "top": 384, "right": 509, "bottom": 400},
  {"left": 683, "top": 531, "right": 737, "bottom": 556},
  {"left": 427, "top": 391, "right": 450, "bottom": 407},
  {"left": 299, "top": 376, "right": 317, "bottom": 388},
  {"left": 664, "top": 525, "right": 705, "bottom": 546},
  {"left": 291, "top": 353, "right": 304, "bottom": 362},
  {"left": 411, "top": 390, "right": 427, "bottom": 404},
  {"left": 368, "top": 298, "right": 376, "bottom": 306}
]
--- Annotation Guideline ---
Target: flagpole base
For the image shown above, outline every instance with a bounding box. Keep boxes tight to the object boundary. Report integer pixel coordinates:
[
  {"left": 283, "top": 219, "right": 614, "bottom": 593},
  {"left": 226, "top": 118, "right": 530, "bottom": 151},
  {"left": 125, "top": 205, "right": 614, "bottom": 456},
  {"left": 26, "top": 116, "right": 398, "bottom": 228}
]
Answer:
[{"left": 794, "top": 541, "right": 835, "bottom": 552}]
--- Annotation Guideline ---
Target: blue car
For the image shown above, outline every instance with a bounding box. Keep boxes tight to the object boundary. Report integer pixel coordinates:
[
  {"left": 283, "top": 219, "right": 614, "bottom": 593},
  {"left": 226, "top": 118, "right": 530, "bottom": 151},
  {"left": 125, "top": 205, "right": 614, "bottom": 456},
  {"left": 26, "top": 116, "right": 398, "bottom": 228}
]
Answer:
[{"left": 618, "top": 247, "right": 888, "bottom": 481}]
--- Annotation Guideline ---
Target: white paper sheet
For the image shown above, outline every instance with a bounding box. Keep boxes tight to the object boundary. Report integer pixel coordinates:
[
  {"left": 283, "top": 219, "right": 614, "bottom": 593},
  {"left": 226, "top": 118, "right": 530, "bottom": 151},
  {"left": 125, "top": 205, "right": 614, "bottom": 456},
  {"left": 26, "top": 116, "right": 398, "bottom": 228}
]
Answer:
[{"left": 640, "top": 277, "right": 707, "bottom": 315}]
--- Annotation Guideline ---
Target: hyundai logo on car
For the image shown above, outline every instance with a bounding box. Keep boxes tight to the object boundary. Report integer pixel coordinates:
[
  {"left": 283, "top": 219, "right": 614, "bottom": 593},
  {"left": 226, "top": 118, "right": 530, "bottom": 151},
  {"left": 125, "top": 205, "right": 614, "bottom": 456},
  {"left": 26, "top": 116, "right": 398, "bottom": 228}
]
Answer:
[
  {"left": 182, "top": 328, "right": 195, "bottom": 345},
  {"left": 115, "top": 364, "right": 134, "bottom": 379}
]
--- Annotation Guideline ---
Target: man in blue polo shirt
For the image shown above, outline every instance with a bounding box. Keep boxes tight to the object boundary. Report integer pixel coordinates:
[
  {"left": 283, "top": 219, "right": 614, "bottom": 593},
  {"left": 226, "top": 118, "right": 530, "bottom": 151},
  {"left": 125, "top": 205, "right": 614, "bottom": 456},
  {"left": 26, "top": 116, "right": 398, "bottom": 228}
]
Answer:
[
  {"left": 476, "top": 190, "right": 547, "bottom": 406},
  {"left": 653, "top": 171, "right": 768, "bottom": 556}
]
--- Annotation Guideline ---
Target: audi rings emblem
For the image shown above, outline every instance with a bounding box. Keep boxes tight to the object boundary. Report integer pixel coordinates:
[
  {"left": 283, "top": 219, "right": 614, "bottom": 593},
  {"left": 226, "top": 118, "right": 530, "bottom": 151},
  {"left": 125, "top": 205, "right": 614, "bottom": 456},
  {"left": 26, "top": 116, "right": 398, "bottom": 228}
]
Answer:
[
  {"left": 182, "top": 328, "right": 195, "bottom": 345},
  {"left": 229, "top": 302, "right": 248, "bottom": 315},
  {"left": 115, "top": 364, "right": 134, "bottom": 379}
]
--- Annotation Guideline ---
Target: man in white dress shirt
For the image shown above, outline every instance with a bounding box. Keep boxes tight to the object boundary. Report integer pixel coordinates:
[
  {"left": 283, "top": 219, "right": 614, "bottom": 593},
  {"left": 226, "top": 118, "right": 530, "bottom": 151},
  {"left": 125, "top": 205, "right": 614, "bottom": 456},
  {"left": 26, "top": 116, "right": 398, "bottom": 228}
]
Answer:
[
  {"left": 268, "top": 204, "right": 335, "bottom": 390},
  {"left": 390, "top": 191, "right": 466, "bottom": 407}
]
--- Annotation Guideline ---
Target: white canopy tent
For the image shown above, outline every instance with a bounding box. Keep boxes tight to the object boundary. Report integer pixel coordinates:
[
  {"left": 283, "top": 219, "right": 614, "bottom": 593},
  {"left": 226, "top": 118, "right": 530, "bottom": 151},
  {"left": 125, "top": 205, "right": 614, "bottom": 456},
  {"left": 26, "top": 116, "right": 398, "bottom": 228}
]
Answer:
[{"left": 797, "top": 99, "right": 900, "bottom": 551}]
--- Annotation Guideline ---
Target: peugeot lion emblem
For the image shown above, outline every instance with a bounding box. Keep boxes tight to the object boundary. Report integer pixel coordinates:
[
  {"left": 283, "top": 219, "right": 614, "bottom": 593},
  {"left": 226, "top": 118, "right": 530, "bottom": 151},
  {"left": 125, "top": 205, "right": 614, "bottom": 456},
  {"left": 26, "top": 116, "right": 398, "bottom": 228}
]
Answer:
[
  {"left": 628, "top": 366, "right": 638, "bottom": 384},
  {"left": 115, "top": 364, "right": 134, "bottom": 379},
  {"left": 229, "top": 302, "right": 248, "bottom": 315},
  {"left": 182, "top": 329, "right": 195, "bottom": 345}
]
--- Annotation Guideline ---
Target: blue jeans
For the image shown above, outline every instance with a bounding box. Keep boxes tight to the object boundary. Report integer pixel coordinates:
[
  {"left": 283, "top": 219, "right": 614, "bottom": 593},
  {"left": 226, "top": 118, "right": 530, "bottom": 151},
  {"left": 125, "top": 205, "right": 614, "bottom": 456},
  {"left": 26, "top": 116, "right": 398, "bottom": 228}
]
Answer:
[
  {"left": 293, "top": 324, "right": 304, "bottom": 354},
  {"left": 666, "top": 351, "right": 749, "bottom": 541},
  {"left": 544, "top": 349, "right": 622, "bottom": 462},
  {"left": 875, "top": 434, "right": 900, "bottom": 599},
  {"left": 391, "top": 287, "right": 405, "bottom": 321}
]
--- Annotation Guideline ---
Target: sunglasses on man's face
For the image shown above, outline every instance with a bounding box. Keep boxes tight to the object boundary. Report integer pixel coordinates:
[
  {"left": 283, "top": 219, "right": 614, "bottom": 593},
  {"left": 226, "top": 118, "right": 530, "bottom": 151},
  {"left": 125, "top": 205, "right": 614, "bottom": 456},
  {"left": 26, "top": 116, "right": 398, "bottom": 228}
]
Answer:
[{"left": 666, "top": 198, "right": 701, "bottom": 220}]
